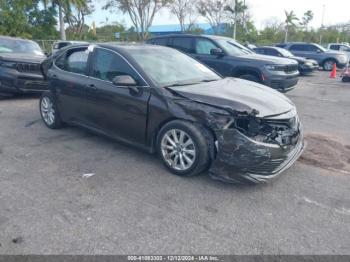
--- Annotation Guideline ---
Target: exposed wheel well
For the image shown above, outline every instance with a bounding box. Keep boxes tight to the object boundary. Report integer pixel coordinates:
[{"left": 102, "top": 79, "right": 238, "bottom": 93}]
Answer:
[
  {"left": 322, "top": 58, "right": 337, "bottom": 65},
  {"left": 152, "top": 118, "right": 217, "bottom": 159},
  {"left": 233, "top": 70, "right": 262, "bottom": 82}
]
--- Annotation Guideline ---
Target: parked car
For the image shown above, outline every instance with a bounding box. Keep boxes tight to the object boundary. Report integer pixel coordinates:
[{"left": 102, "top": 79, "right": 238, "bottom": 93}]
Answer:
[
  {"left": 0, "top": 36, "right": 48, "bottom": 95},
  {"left": 328, "top": 43, "right": 350, "bottom": 61},
  {"left": 254, "top": 46, "right": 319, "bottom": 75},
  {"left": 40, "top": 43, "right": 304, "bottom": 183},
  {"left": 276, "top": 42, "right": 349, "bottom": 71},
  {"left": 52, "top": 41, "right": 88, "bottom": 54},
  {"left": 147, "top": 35, "right": 299, "bottom": 92}
]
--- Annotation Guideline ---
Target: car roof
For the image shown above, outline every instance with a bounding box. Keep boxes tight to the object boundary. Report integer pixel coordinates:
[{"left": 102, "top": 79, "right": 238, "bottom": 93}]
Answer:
[{"left": 148, "top": 34, "right": 222, "bottom": 40}]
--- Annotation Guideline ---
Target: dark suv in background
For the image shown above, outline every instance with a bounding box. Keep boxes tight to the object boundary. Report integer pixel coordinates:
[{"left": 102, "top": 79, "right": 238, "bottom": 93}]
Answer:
[
  {"left": 276, "top": 42, "right": 349, "bottom": 71},
  {"left": 0, "top": 36, "right": 47, "bottom": 95},
  {"left": 147, "top": 35, "right": 299, "bottom": 92}
]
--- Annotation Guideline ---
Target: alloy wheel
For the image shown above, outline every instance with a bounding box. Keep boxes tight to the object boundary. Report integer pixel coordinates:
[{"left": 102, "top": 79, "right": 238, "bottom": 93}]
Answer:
[
  {"left": 41, "top": 97, "right": 55, "bottom": 126},
  {"left": 161, "top": 129, "right": 196, "bottom": 171}
]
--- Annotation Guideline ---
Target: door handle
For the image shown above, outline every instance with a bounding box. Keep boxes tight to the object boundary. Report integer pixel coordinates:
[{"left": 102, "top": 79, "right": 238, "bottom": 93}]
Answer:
[{"left": 86, "top": 84, "right": 98, "bottom": 91}]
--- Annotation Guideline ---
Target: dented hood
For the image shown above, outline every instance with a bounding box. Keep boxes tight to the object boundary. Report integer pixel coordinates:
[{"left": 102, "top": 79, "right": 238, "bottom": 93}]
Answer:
[{"left": 168, "top": 78, "right": 295, "bottom": 118}]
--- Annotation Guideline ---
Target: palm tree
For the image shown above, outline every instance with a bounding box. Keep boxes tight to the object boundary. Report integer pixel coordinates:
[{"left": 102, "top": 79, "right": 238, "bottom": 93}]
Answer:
[
  {"left": 284, "top": 10, "right": 298, "bottom": 43},
  {"left": 225, "top": 0, "right": 247, "bottom": 40},
  {"left": 43, "top": 0, "right": 87, "bottom": 40}
]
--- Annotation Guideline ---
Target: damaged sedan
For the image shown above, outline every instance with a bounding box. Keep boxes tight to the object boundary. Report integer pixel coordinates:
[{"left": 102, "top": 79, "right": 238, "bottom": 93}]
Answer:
[{"left": 40, "top": 43, "right": 304, "bottom": 183}]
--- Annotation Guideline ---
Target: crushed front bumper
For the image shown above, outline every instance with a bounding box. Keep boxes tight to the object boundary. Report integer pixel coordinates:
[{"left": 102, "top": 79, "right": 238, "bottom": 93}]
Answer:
[{"left": 209, "top": 128, "right": 304, "bottom": 184}]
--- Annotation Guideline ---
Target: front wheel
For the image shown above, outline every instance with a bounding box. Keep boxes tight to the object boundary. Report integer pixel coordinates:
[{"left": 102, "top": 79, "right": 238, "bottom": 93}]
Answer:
[
  {"left": 39, "top": 92, "right": 63, "bottom": 129},
  {"left": 157, "top": 120, "right": 211, "bottom": 177}
]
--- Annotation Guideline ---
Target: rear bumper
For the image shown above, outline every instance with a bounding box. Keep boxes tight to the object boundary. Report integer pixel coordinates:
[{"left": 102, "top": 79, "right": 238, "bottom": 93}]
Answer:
[
  {"left": 0, "top": 68, "right": 48, "bottom": 94},
  {"left": 209, "top": 127, "right": 304, "bottom": 184}
]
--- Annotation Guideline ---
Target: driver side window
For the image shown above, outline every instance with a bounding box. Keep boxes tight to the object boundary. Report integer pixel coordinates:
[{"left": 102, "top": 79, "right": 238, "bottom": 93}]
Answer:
[
  {"left": 91, "top": 48, "right": 141, "bottom": 83},
  {"left": 196, "top": 39, "right": 218, "bottom": 55}
]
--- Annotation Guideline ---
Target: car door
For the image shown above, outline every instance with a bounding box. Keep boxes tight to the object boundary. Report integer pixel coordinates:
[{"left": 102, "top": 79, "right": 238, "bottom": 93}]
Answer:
[
  {"left": 193, "top": 38, "right": 232, "bottom": 76},
  {"left": 289, "top": 44, "right": 310, "bottom": 58},
  {"left": 83, "top": 47, "right": 151, "bottom": 146},
  {"left": 50, "top": 46, "right": 91, "bottom": 123}
]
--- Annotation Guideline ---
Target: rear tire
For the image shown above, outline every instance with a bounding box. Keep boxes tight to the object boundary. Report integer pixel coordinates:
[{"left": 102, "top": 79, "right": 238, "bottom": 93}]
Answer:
[
  {"left": 157, "top": 120, "right": 211, "bottom": 177},
  {"left": 39, "top": 92, "right": 64, "bottom": 129},
  {"left": 239, "top": 74, "right": 260, "bottom": 83},
  {"left": 323, "top": 59, "right": 336, "bottom": 71}
]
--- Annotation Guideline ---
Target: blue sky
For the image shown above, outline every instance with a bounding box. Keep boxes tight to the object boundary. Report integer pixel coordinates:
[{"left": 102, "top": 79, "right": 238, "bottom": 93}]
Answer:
[{"left": 85, "top": 0, "right": 350, "bottom": 30}]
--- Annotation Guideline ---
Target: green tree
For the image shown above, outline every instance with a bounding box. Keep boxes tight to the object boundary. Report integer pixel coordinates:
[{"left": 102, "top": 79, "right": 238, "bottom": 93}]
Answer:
[
  {"left": 224, "top": 0, "right": 247, "bottom": 40},
  {"left": 0, "top": 0, "right": 57, "bottom": 39},
  {"left": 301, "top": 10, "right": 314, "bottom": 31},
  {"left": 103, "top": 0, "right": 171, "bottom": 40},
  {"left": 197, "top": 0, "right": 229, "bottom": 34},
  {"left": 42, "top": 0, "right": 88, "bottom": 40},
  {"left": 284, "top": 10, "right": 299, "bottom": 42}
]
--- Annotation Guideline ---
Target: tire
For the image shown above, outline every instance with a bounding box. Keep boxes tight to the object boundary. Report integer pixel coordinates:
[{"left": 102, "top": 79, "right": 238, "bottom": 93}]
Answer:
[
  {"left": 239, "top": 74, "right": 260, "bottom": 83},
  {"left": 343, "top": 76, "right": 350, "bottom": 82},
  {"left": 157, "top": 120, "right": 211, "bottom": 177},
  {"left": 323, "top": 59, "right": 337, "bottom": 71},
  {"left": 39, "top": 92, "right": 64, "bottom": 129}
]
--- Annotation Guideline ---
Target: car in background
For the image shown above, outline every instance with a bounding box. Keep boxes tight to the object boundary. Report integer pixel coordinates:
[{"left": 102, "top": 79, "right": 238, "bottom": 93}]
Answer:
[
  {"left": 328, "top": 43, "right": 350, "bottom": 60},
  {"left": 39, "top": 43, "right": 304, "bottom": 183},
  {"left": 0, "top": 36, "right": 47, "bottom": 95},
  {"left": 276, "top": 42, "right": 349, "bottom": 71},
  {"left": 254, "top": 46, "right": 319, "bottom": 75},
  {"left": 147, "top": 35, "right": 299, "bottom": 92},
  {"left": 52, "top": 41, "right": 88, "bottom": 54}
]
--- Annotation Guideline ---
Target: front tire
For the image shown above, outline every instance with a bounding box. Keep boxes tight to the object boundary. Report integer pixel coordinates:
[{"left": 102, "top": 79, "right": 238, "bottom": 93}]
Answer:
[
  {"left": 157, "top": 120, "right": 211, "bottom": 177},
  {"left": 39, "top": 92, "right": 63, "bottom": 129}
]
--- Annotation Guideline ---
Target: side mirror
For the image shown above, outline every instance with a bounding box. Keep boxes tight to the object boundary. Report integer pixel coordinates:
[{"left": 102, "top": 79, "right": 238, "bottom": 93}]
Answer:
[
  {"left": 316, "top": 49, "right": 323, "bottom": 53},
  {"left": 210, "top": 48, "right": 224, "bottom": 57},
  {"left": 112, "top": 75, "right": 137, "bottom": 87}
]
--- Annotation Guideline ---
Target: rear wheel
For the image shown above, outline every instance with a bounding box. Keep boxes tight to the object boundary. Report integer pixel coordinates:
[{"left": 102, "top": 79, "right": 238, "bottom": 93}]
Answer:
[
  {"left": 323, "top": 59, "right": 336, "bottom": 71},
  {"left": 157, "top": 120, "right": 211, "bottom": 177},
  {"left": 239, "top": 74, "right": 260, "bottom": 83},
  {"left": 40, "top": 92, "right": 63, "bottom": 129}
]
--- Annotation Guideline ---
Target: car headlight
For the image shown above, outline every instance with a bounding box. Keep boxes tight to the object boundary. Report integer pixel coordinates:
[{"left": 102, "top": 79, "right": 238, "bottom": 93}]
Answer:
[
  {"left": 264, "top": 64, "right": 285, "bottom": 71},
  {"left": 304, "top": 61, "right": 313, "bottom": 66},
  {"left": 210, "top": 113, "right": 235, "bottom": 129},
  {"left": 0, "top": 61, "right": 17, "bottom": 69}
]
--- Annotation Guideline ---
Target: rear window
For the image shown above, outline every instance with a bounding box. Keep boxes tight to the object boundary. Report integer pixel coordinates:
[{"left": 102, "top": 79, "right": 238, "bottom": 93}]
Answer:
[{"left": 171, "top": 37, "right": 193, "bottom": 53}]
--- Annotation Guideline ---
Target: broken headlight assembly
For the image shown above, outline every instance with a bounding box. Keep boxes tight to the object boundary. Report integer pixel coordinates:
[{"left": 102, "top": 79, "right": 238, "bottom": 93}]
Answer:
[{"left": 215, "top": 113, "right": 299, "bottom": 147}]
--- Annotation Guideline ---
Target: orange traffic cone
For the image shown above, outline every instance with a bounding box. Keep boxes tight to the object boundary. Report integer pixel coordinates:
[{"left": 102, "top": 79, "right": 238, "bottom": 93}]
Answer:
[{"left": 330, "top": 63, "right": 337, "bottom": 78}]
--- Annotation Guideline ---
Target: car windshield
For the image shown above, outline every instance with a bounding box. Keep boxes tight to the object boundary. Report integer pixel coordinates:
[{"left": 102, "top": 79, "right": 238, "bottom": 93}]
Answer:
[
  {"left": 215, "top": 38, "right": 253, "bottom": 55},
  {"left": 0, "top": 38, "right": 44, "bottom": 55},
  {"left": 278, "top": 48, "right": 294, "bottom": 57},
  {"left": 129, "top": 47, "right": 221, "bottom": 87}
]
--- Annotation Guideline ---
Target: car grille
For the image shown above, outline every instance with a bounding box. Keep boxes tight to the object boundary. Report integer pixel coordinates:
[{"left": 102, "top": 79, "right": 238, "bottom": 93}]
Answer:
[
  {"left": 16, "top": 63, "right": 41, "bottom": 74},
  {"left": 284, "top": 64, "right": 298, "bottom": 73},
  {"left": 263, "top": 116, "right": 300, "bottom": 146}
]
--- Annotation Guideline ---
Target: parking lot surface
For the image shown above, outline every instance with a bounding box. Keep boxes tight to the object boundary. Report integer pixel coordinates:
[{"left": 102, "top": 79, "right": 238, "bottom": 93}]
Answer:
[{"left": 0, "top": 72, "right": 350, "bottom": 255}]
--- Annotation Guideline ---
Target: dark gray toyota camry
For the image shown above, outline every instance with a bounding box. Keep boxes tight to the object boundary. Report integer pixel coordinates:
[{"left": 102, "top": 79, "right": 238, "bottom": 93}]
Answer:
[{"left": 40, "top": 43, "right": 304, "bottom": 184}]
